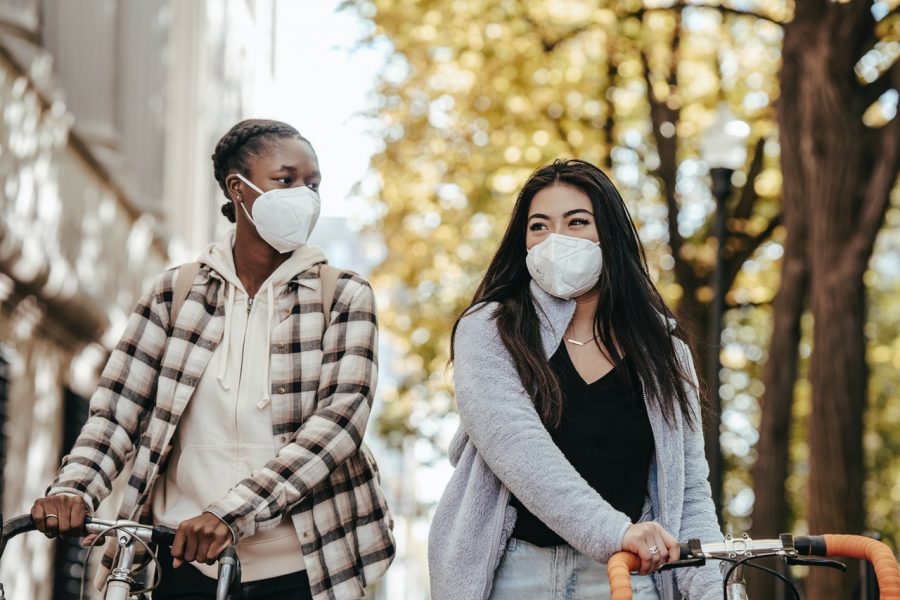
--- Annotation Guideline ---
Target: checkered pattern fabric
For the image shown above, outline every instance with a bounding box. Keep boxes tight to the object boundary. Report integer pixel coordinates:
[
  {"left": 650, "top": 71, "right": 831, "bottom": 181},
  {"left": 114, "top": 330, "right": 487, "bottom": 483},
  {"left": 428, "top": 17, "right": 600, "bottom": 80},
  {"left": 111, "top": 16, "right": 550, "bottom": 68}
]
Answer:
[{"left": 49, "top": 263, "right": 395, "bottom": 599}]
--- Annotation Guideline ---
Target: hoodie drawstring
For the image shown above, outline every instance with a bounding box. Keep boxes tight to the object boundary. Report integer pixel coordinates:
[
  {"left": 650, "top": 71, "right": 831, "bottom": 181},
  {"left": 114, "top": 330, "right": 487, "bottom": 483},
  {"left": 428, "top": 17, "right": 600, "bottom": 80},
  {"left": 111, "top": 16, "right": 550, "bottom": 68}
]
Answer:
[
  {"left": 257, "top": 279, "right": 275, "bottom": 409},
  {"left": 217, "top": 283, "right": 235, "bottom": 390}
]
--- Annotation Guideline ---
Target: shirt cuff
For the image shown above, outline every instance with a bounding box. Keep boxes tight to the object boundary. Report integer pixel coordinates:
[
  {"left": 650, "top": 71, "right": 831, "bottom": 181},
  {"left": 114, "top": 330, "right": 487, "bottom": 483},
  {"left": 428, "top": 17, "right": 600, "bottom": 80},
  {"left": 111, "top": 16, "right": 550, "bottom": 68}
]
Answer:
[{"left": 45, "top": 488, "right": 96, "bottom": 513}]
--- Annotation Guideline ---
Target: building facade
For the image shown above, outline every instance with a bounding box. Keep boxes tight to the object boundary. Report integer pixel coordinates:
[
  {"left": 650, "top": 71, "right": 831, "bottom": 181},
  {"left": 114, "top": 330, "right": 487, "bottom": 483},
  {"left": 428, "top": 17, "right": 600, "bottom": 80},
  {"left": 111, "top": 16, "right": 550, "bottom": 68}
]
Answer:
[{"left": 0, "top": 1, "right": 276, "bottom": 597}]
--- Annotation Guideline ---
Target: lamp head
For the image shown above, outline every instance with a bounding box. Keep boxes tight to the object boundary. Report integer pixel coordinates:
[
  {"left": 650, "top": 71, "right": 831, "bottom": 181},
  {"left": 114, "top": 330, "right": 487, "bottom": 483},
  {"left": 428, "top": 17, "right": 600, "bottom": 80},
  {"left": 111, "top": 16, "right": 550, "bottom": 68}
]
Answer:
[{"left": 701, "top": 102, "right": 750, "bottom": 170}]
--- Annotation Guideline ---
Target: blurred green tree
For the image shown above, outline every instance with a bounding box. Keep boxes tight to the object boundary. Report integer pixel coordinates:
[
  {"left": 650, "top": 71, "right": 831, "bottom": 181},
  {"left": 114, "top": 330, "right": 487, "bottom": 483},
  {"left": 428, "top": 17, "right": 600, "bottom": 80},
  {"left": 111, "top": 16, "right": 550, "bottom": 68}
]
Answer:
[
  {"left": 352, "top": 0, "right": 899, "bottom": 594},
  {"left": 359, "top": 0, "right": 783, "bottom": 508}
]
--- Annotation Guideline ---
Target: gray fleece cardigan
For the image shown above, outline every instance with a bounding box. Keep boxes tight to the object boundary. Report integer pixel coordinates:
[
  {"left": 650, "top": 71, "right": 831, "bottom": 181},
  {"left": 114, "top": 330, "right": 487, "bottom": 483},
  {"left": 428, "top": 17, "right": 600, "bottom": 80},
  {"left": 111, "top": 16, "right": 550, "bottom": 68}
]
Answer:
[{"left": 428, "top": 282, "right": 724, "bottom": 600}]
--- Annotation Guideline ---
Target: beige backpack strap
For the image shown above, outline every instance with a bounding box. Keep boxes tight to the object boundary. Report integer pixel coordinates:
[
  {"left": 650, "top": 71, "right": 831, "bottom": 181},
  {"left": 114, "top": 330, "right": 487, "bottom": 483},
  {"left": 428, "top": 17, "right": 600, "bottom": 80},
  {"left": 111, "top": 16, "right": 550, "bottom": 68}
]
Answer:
[
  {"left": 171, "top": 262, "right": 200, "bottom": 327},
  {"left": 320, "top": 264, "right": 342, "bottom": 317}
]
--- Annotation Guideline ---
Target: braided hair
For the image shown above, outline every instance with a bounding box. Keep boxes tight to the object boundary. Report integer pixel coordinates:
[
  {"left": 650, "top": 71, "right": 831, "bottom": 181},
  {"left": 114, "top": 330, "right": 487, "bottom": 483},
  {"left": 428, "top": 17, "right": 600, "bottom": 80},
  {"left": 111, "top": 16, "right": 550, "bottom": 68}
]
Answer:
[{"left": 211, "top": 119, "right": 312, "bottom": 222}]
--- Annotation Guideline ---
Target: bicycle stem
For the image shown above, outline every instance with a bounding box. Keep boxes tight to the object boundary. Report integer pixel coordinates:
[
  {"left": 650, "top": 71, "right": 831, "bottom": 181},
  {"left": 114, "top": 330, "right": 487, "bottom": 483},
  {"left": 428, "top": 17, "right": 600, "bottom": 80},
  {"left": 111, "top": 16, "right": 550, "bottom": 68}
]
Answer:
[
  {"left": 720, "top": 562, "right": 748, "bottom": 600},
  {"left": 105, "top": 535, "right": 137, "bottom": 600}
]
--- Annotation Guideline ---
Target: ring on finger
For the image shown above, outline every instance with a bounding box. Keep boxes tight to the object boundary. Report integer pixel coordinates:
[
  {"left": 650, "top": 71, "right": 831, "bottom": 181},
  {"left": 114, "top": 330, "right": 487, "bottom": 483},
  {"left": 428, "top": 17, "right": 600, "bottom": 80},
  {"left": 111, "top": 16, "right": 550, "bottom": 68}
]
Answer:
[
  {"left": 45, "top": 513, "right": 59, "bottom": 521},
  {"left": 649, "top": 545, "right": 660, "bottom": 555}
]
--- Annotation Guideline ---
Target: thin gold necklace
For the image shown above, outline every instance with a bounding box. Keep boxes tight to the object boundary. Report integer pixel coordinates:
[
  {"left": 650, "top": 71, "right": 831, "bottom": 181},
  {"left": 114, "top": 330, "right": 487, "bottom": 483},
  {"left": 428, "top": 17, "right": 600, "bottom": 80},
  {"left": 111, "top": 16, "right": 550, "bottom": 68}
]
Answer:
[{"left": 564, "top": 333, "right": 598, "bottom": 346}]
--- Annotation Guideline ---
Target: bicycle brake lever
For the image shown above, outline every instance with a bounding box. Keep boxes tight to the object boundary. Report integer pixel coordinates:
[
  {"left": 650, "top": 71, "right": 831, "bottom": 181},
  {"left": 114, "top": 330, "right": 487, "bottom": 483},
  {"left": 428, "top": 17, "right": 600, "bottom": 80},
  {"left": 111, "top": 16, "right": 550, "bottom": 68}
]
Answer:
[
  {"left": 656, "top": 558, "right": 707, "bottom": 572},
  {"left": 786, "top": 557, "right": 847, "bottom": 572}
]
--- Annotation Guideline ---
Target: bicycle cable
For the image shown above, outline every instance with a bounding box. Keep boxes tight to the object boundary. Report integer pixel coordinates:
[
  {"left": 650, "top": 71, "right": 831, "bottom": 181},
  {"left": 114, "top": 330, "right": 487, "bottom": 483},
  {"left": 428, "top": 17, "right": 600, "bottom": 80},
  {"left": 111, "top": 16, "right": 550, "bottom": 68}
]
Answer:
[
  {"left": 719, "top": 551, "right": 801, "bottom": 600},
  {"left": 742, "top": 560, "right": 800, "bottom": 600},
  {"left": 78, "top": 522, "right": 163, "bottom": 600}
]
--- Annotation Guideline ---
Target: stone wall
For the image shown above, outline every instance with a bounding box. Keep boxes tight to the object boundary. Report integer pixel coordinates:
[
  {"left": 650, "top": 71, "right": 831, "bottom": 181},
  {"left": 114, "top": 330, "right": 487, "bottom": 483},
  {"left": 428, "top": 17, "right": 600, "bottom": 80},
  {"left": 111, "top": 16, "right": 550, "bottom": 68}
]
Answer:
[{"left": 0, "top": 7, "right": 172, "bottom": 596}]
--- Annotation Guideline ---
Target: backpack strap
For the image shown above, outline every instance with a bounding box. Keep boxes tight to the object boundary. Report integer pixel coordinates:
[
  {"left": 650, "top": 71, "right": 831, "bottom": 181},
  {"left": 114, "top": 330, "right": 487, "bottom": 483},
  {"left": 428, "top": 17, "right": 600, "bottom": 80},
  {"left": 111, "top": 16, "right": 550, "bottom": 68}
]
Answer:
[
  {"left": 320, "top": 264, "right": 342, "bottom": 317},
  {"left": 171, "top": 262, "right": 200, "bottom": 327}
]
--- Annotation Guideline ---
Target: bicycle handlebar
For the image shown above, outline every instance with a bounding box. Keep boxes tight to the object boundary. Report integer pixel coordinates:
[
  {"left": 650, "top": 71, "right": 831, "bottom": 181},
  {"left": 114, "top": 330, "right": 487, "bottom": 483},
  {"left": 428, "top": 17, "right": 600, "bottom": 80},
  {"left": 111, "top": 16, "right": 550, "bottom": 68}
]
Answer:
[
  {"left": 0, "top": 514, "right": 178, "bottom": 554},
  {"left": 607, "top": 533, "right": 900, "bottom": 600},
  {"left": 82, "top": 516, "right": 178, "bottom": 547},
  {"left": 808, "top": 534, "right": 900, "bottom": 597},
  {"left": 0, "top": 514, "right": 35, "bottom": 557},
  {"left": 0, "top": 514, "right": 241, "bottom": 600}
]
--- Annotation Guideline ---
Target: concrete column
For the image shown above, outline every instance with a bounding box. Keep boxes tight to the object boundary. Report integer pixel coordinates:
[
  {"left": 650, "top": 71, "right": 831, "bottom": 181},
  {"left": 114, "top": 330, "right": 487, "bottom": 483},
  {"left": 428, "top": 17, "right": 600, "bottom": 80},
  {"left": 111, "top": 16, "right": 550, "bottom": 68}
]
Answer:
[
  {"left": 40, "top": 0, "right": 119, "bottom": 149},
  {"left": 161, "top": 0, "right": 219, "bottom": 257},
  {"left": 114, "top": 0, "right": 169, "bottom": 213}
]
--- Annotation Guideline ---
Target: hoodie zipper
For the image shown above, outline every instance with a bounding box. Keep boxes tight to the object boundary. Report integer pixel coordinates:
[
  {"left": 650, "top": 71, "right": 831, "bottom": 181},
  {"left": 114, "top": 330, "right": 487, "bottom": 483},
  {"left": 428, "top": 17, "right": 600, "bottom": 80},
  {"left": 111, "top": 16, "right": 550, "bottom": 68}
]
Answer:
[{"left": 233, "top": 296, "right": 254, "bottom": 471}]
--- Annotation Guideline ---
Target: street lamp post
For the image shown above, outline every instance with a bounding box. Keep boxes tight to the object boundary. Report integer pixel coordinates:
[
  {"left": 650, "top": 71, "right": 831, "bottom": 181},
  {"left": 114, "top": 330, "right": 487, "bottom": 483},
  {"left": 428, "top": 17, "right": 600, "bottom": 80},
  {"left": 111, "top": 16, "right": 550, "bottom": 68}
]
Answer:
[{"left": 700, "top": 103, "right": 749, "bottom": 521}]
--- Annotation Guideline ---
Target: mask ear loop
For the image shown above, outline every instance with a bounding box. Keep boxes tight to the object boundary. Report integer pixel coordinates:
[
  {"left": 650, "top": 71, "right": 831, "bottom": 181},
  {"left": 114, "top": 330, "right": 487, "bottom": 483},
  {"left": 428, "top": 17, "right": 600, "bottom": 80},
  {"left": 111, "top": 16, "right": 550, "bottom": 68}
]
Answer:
[
  {"left": 238, "top": 199, "right": 256, "bottom": 225},
  {"left": 234, "top": 173, "right": 265, "bottom": 225},
  {"left": 235, "top": 172, "right": 265, "bottom": 194}
]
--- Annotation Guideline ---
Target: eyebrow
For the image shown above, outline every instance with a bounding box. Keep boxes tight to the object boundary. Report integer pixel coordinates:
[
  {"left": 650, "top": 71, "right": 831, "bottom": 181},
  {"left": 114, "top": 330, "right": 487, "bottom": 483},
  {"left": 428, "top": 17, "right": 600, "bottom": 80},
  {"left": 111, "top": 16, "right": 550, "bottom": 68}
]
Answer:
[
  {"left": 272, "top": 165, "right": 321, "bottom": 178},
  {"left": 528, "top": 208, "right": 594, "bottom": 221}
]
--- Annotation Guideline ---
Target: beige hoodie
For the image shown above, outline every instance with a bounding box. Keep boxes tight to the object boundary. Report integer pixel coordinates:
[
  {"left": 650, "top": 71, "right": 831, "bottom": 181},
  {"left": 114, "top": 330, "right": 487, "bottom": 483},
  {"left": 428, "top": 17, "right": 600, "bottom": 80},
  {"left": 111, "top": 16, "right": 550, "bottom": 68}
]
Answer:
[{"left": 152, "top": 231, "right": 327, "bottom": 581}]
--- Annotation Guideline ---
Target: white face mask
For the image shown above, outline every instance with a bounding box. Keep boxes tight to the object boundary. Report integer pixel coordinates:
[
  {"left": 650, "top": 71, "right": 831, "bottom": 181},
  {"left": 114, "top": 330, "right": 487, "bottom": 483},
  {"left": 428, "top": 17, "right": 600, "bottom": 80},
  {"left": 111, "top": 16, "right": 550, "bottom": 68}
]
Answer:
[
  {"left": 235, "top": 173, "right": 321, "bottom": 253},
  {"left": 526, "top": 233, "right": 603, "bottom": 299}
]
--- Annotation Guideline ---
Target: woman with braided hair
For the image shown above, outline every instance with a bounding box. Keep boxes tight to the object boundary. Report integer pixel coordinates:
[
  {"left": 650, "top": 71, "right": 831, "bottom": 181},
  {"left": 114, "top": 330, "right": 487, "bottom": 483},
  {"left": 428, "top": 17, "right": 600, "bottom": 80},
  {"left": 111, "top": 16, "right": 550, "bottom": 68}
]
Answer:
[{"left": 30, "top": 119, "right": 395, "bottom": 599}]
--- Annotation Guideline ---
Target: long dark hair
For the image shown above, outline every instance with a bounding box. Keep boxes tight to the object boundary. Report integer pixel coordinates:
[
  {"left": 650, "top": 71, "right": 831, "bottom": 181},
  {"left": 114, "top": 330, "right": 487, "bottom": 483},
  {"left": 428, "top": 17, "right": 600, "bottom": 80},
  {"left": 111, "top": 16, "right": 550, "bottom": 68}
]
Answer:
[{"left": 452, "top": 159, "right": 701, "bottom": 429}]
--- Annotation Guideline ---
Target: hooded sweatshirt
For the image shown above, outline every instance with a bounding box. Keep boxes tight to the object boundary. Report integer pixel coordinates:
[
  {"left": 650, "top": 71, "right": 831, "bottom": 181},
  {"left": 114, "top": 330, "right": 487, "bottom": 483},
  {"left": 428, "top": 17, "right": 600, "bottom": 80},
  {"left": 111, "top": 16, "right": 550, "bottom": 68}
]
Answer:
[{"left": 151, "top": 231, "right": 327, "bottom": 581}]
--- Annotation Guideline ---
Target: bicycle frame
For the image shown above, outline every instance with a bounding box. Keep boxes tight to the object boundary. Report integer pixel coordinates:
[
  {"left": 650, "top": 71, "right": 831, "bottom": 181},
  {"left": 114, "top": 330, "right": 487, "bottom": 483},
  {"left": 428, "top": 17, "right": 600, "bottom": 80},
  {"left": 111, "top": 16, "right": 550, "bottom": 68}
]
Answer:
[
  {"left": 0, "top": 513, "right": 240, "bottom": 600},
  {"left": 607, "top": 532, "right": 900, "bottom": 600}
]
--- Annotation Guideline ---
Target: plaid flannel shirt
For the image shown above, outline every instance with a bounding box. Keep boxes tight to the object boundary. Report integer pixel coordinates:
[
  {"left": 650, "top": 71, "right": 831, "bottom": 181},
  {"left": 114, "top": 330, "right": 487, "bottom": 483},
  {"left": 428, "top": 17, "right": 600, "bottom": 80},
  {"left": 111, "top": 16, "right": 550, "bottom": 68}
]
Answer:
[{"left": 48, "top": 262, "right": 395, "bottom": 600}]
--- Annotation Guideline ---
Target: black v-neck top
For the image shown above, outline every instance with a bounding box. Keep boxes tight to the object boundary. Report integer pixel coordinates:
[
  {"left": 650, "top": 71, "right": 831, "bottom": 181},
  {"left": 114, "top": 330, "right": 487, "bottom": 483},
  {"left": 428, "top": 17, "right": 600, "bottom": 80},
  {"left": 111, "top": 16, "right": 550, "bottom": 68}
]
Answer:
[{"left": 509, "top": 344, "right": 655, "bottom": 547}]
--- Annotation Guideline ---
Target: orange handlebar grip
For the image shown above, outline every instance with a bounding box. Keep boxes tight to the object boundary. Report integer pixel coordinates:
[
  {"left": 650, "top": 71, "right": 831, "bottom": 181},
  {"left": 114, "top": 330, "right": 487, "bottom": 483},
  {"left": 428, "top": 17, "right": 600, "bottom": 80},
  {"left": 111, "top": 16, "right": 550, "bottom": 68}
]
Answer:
[
  {"left": 821, "top": 534, "right": 900, "bottom": 600},
  {"left": 608, "top": 551, "right": 642, "bottom": 600}
]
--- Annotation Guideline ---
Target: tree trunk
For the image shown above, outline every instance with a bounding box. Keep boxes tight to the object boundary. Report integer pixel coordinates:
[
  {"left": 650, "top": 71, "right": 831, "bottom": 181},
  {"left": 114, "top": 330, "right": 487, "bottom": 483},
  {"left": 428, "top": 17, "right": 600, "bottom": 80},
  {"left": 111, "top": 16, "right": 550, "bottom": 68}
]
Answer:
[
  {"left": 778, "top": 1, "right": 900, "bottom": 597},
  {"left": 746, "top": 223, "right": 807, "bottom": 598},
  {"left": 807, "top": 274, "right": 867, "bottom": 597},
  {"left": 676, "top": 287, "right": 720, "bottom": 514},
  {"left": 746, "top": 8, "right": 810, "bottom": 595}
]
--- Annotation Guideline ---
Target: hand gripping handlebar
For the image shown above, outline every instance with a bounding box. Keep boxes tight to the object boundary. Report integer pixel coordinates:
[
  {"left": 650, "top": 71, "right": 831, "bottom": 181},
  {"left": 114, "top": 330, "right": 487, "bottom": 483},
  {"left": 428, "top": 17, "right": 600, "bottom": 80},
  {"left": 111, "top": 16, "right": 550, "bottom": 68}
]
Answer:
[{"left": 607, "top": 533, "right": 900, "bottom": 600}]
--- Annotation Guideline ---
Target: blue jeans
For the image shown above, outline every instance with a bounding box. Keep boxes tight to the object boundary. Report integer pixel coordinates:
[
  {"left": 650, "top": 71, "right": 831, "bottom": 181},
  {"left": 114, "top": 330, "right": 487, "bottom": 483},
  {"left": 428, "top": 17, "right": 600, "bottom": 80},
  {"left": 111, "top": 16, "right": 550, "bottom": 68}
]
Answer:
[{"left": 489, "top": 538, "right": 660, "bottom": 600}]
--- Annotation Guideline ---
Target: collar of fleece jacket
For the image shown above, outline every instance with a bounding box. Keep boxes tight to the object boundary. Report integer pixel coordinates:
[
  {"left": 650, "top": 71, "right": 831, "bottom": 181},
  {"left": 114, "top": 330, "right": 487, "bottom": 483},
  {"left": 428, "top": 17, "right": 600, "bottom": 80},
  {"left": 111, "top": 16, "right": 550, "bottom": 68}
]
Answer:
[{"left": 48, "top": 261, "right": 395, "bottom": 600}]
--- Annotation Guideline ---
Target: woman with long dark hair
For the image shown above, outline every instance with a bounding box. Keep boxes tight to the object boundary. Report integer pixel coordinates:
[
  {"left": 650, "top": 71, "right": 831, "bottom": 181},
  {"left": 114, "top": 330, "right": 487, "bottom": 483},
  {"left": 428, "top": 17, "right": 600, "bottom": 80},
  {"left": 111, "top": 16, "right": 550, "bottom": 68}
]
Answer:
[{"left": 429, "top": 159, "right": 723, "bottom": 599}]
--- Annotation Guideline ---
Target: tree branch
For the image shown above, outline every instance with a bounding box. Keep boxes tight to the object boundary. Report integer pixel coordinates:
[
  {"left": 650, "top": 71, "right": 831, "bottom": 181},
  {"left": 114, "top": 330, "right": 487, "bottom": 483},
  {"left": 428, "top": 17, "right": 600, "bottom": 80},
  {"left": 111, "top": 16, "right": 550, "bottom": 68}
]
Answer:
[
  {"left": 640, "top": 44, "right": 697, "bottom": 291},
  {"left": 633, "top": 1, "right": 783, "bottom": 26},
  {"left": 847, "top": 111, "right": 900, "bottom": 269},
  {"left": 710, "top": 3, "right": 782, "bottom": 25},
  {"left": 734, "top": 138, "right": 767, "bottom": 220},
  {"left": 549, "top": 116, "right": 577, "bottom": 156},
  {"left": 668, "top": 13, "right": 683, "bottom": 88},
  {"left": 724, "top": 212, "right": 783, "bottom": 290},
  {"left": 857, "top": 62, "right": 900, "bottom": 239},
  {"left": 860, "top": 58, "right": 899, "bottom": 110},
  {"left": 520, "top": 13, "right": 590, "bottom": 52},
  {"left": 536, "top": 1, "right": 784, "bottom": 52},
  {"left": 603, "top": 43, "right": 618, "bottom": 170},
  {"left": 725, "top": 298, "right": 773, "bottom": 310}
]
